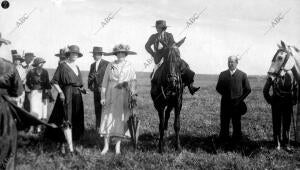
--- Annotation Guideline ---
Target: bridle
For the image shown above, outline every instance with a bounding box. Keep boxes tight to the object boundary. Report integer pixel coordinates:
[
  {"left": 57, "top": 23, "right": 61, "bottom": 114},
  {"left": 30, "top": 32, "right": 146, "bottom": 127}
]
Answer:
[{"left": 270, "top": 49, "right": 291, "bottom": 77}]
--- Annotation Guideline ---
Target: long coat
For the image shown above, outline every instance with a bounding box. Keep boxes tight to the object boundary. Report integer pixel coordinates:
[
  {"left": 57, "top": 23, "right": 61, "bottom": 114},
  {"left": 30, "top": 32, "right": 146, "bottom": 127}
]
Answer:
[
  {"left": 0, "top": 57, "right": 22, "bottom": 170},
  {"left": 0, "top": 58, "right": 57, "bottom": 170},
  {"left": 216, "top": 69, "right": 251, "bottom": 115}
]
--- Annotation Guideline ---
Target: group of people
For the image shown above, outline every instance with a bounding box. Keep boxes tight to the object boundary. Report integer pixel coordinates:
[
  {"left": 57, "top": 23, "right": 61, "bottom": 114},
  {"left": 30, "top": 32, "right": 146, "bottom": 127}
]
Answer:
[{"left": 0, "top": 19, "right": 298, "bottom": 169}]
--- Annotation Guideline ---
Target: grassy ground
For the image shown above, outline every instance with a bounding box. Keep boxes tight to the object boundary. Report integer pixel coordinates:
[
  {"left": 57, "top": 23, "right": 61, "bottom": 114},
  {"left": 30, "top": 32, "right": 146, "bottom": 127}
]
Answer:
[{"left": 15, "top": 71, "right": 300, "bottom": 169}]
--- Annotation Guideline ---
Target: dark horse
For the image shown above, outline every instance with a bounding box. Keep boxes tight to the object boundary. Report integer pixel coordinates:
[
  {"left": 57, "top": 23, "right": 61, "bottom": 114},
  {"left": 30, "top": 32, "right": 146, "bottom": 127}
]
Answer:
[{"left": 151, "top": 40, "right": 185, "bottom": 153}]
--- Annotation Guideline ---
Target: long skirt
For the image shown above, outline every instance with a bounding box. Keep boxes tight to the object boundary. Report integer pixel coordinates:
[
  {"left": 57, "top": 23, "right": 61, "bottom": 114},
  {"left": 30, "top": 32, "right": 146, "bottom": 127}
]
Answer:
[
  {"left": 99, "top": 81, "right": 131, "bottom": 138},
  {"left": 45, "top": 87, "right": 84, "bottom": 142},
  {"left": 30, "top": 90, "right": 48, "bottom": 120}
]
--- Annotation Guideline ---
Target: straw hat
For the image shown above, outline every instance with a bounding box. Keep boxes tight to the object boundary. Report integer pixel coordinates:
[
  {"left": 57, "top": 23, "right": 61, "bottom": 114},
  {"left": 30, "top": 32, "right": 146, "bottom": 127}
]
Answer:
[{"left": 105, "top": 44, "right": 137, "bottom": 56}]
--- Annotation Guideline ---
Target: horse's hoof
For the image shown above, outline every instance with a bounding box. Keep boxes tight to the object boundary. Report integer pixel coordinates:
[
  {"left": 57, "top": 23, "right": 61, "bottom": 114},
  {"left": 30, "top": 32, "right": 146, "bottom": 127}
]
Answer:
[
  {"left": 158, "top": 146, "right": 165, "bottom": 153},
  {"left": 175, "top": 146, "right": 182, "bottom": 152},
  {"left": 158, "top": 148, "right": 165, "bottom": 154}
]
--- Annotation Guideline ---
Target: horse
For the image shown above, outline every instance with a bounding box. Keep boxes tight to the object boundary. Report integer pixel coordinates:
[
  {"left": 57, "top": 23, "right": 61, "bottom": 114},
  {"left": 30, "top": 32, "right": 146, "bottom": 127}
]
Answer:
[
  {"left": 267, "top": 40, "right": 300, "bottom": 143},
  {"left": 150, "top": 40, "right": 185, "bottom": 153}
]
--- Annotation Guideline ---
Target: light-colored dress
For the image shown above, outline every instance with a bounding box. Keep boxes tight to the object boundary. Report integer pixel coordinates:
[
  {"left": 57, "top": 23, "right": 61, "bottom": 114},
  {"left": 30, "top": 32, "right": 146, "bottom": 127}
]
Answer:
[
  {"left": 99, "top": 60, "right": 136, "bottom": 137},
  {"left": 26, "top": 68, "right": 51, "bottom": 120}
]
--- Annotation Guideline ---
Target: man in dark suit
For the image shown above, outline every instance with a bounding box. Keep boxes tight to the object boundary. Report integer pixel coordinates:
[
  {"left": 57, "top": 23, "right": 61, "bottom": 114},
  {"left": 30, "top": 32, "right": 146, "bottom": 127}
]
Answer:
[
  {"left": 216, "top": 56, "right": 251, "bottom": 141},
  {"left": 263, "top": 72, "right": 297, "bottom": 150},
  {"left": 88, "top": 47, "right": 109, "bottom": 130},
  {"left": 145, "top": 20, "right": 200, "bottom": 95}
]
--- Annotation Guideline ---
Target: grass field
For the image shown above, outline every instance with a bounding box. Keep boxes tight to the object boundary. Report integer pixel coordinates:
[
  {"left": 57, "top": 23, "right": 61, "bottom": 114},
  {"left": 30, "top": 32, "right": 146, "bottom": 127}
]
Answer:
[{"left": 15, "top": 70, "right": 300, "bottom": 170}]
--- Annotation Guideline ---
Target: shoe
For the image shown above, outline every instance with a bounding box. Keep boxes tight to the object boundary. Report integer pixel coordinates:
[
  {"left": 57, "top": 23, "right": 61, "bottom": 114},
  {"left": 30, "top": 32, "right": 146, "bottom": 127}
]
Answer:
[
  {"left": 101, "top": 147, "right": 109, "bottom": 155},
  {"left": 188, "top": 85, "right": 200, "bottom": 95}
]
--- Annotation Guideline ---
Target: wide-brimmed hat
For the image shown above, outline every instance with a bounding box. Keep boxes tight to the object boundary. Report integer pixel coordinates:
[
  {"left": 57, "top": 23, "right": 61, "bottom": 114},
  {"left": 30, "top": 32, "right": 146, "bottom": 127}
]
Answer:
[
  {"left": 66, "top": 45, "right": 83, "bottom": 57},
  {"left": 32, "top": 57, "right": 46, "bottom": 67},
  {"left": 55, "top": 48, "right": 67, "bottom": 57},
  {"left": 90, "top": 46, "right": 106, "bottom": 54},
  {"left": 24, "top": 52, "right": 36, "bottom": 58},
  {"left": 152, "top": 20, "right": 169, "bottom": 28},
  {"left": 105, "top": 44, "right": 137, "bottom": 56},
  {"left": 0, "top": 33, "right": 11, "bottom": 45}
]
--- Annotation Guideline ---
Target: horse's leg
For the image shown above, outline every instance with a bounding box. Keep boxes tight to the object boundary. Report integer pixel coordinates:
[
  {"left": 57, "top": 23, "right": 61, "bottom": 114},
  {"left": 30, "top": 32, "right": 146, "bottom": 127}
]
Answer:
[
  {"left": 158, "top": 107, "right": 165, "bottom": 153},
  {"left": 174, "top": 96, "right": 182, "bottom": 151},
  {"left": 164, "top": 106, "right": 173, "bottom": 131}
]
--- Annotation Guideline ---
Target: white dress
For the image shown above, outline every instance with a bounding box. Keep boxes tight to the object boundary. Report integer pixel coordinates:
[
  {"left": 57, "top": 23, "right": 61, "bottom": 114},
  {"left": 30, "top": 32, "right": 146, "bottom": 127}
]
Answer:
[{"left": 99, "top": 60, "right": 136, "bottom": 137}]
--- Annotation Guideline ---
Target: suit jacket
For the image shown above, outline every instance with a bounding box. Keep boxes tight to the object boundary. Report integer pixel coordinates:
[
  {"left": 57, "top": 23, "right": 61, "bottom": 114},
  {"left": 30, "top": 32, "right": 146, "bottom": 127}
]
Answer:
[
  {"left": 145, "top": 31, "right": 175, "bottom": 64},
  {"left": 263, "top": 74, "right": 297, "bottom": 104},
  {"left": 216, "top": 69, "right": 251, "bottom": 104},
  {"left": 88, "top": 59, "right": 109, "bottom": 92}
]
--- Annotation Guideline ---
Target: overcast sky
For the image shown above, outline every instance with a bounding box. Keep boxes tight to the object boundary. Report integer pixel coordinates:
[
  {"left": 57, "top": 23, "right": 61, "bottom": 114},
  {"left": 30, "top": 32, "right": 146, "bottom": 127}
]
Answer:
[{"left": 0, "top": 0, "right": 299, "bottom": 75}]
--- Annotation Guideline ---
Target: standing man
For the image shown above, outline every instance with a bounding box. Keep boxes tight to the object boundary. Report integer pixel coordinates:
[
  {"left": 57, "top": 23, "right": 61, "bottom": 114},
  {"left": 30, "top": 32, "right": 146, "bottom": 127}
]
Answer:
[
  {"left": 263, "top": 72, "right": 297, "bottom": 150},
  {"left": 88, "top": 46, "right": 109, "bottom": 130},
  {"left": 145, "top": 20, "right": 200, "bottom": 95},
  {"left": 22, "top": 52, "right": 35, "bottom": 112},
  {"left": 55, "top": 48, "right": 68, "bottom": 65},
  {"left": 12, "top": 50, "right": 27, "bottom": 107},
  {"left": 216, "top": 56, "right": 251, "bottom": 142}
]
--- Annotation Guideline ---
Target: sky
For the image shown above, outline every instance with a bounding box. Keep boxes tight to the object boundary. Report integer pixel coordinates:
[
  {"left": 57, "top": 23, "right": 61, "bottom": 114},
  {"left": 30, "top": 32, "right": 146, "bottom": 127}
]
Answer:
[{"left": 0, "top": 0, "right": 299, "bottom": 75}]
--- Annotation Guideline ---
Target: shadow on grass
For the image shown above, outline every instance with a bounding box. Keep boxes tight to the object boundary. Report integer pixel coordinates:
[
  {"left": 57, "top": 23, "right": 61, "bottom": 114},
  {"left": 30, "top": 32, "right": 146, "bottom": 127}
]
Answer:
[
  {"left": 17, "top": 128, "right": 103, "bottom": 153},
  {"left": 77, "top": 128, "right": 103, "bottom": 148},
  {"left": 136, "top": 132, "right": 297, "bottom": 157},
  {"left": 17, "top": 129, "right": 299, "bottom": 158}
]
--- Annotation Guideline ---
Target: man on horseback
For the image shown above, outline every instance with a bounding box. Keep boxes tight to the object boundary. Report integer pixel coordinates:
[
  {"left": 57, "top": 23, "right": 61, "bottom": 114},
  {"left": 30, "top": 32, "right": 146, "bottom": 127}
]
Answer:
[{"left": 145, "top": 20, "right": 200, "bottom": 95}]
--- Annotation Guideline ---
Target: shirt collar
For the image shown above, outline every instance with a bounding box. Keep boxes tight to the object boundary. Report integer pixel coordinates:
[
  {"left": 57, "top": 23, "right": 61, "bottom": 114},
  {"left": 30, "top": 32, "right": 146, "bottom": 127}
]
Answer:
[
  {"left": 230, "top": 69, "right": 237, "bottom": 75},
  {"left": 95, "top": 59, "right": 101, "bottom": 64}
]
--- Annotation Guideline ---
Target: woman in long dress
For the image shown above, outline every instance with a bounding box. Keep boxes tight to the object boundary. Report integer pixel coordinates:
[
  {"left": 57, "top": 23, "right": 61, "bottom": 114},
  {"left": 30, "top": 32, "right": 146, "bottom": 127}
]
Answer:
[
  {"left": 45, "top": 45, "right": 86, "bottom": 154},
  {"left": 26, "top": 57, "right": 52, "bottom": 133},
  {"left": 99, "top": 44, "right": 137, "bottom": 155}
]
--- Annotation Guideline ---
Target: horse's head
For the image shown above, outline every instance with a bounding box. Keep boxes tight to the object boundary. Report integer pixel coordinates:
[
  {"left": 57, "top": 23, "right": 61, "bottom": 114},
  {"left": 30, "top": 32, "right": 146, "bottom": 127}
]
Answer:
[
  {"left": 267, "top": 40, "right": 299, "bottom": 77},
  {"left": 162, "top": 38, "right": 185, "bottom": 95}
]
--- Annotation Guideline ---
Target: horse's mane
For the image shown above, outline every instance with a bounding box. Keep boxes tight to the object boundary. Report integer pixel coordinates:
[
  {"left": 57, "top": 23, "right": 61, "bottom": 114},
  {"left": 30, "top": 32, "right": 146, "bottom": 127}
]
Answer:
[{"left": 165, "top": 45, "right": 181, "bottom": 63}]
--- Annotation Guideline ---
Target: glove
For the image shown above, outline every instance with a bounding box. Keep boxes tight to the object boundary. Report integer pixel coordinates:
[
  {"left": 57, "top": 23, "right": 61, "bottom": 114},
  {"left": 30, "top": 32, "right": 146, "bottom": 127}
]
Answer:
[
  {"left": 100, "top": 99, "right": 105, "bottom": 105},
  {"left": 59, "top": 92, "right": 65, "bottom": 103}
]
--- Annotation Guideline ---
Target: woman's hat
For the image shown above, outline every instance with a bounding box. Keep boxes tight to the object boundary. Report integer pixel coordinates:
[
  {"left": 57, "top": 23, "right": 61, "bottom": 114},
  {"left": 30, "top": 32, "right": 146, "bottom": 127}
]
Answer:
[
  {"left": 32, "top": 57, "right": 46, "bottom": 67},
  {"left": 0, "top": 33, "right": 11, "bottom": 45},
  {"left": 105, "top": 44, "right": 137, "bottom": 56},
  {"left": 152, "top": 20, "right": 169, "bottom": 28},
  {"left": 90, "top": 46, "right": 106, "bottom": 54},
  {"left": 24, "top": 52, "right": 36, "bottom": 58},
  {"left": 66, "top": 45, "right": 83, "bottom": 57}
]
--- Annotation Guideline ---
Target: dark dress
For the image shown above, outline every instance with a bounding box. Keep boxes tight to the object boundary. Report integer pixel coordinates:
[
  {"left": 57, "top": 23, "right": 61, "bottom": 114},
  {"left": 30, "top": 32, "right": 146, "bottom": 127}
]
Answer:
[{"left": 45, "top": 62, "right": 84, "bottom": 142}]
